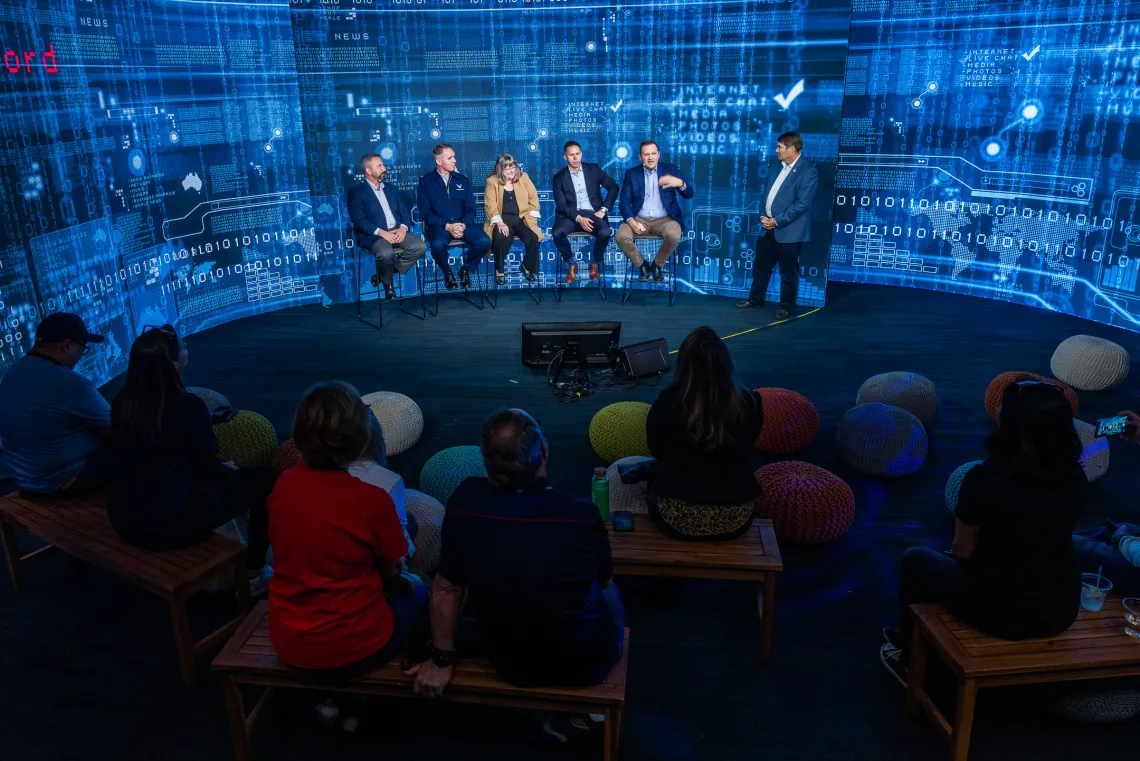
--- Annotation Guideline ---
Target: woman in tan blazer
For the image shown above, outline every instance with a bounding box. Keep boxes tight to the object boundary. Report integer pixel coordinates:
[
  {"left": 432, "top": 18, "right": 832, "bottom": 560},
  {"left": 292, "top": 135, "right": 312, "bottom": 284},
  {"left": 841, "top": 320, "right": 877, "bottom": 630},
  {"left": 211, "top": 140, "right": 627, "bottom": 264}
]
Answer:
[{"left": 484, "top": 153, "right": 544, "bottom": 285}]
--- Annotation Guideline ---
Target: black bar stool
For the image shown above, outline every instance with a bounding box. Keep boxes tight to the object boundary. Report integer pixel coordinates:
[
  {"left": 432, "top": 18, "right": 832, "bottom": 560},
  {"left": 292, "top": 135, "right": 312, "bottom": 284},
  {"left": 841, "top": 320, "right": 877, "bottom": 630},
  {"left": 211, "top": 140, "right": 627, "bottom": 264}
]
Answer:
[
  {"left": 424, "top": 240, "right": 491, "bottom": 316},
  {"left": 622, "top": 235, "right": 678, "bottom": 306},
  {"left": 554, "top": 232, "right": 608, "bottom": 303},
  {"left": 355, "top": 246, "right": 427, "bottom": 330}
]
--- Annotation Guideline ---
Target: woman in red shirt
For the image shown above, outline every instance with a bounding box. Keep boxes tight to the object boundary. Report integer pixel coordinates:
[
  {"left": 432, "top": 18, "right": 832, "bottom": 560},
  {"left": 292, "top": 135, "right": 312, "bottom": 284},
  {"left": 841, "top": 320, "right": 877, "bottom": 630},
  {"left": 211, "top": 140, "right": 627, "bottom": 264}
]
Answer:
[{"left": 268, "top": 381, "right": 426, "bottom": 674}]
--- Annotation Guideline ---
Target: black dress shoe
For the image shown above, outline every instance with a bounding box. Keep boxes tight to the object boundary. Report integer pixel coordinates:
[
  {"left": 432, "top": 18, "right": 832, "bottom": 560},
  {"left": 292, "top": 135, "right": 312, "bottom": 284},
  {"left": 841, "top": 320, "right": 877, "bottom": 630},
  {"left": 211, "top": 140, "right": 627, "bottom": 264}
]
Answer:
[
  {"left": 494, "top": 271, "right": 506, "bottom": 286},
  {"left": 383, "top": 283, "right": 397, "bottom": 300},
  {"left": 736, "top": 299, "right": 760, "bottom": 309},
  {"left": 444, "top": 273, "right": 459, "bottom": 290},
  {"left": 638, "top": 262, "right": 651, "bottom": 281},
  {"left": 775, "top": 308, "right": 791, "bottom": 319},
  {"left": 520, "top": 264, "right": 536, "bottom": 283},
  {"left": 369, "top": 274, "right": 379, "bottom": 288},
  {"left": 459, "top": 266, "right": 471, "bottom": 289},
  {"left": 652, "top": 263, "right": 665, "bottom": 282}
]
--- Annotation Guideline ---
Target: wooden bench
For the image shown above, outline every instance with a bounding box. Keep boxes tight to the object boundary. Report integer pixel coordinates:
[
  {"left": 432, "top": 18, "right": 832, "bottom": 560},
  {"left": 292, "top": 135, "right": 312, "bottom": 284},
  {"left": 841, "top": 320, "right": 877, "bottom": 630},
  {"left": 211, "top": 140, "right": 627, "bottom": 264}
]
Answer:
[
  {"left": 907, "top": 600, "right": 1140, "bottom": 761},
  {"left": 608, "top": 516, "right": 782, "bottom": 662},
  {"left": 0, "top": 492, "right": 251, "bottom": 684},
  {"left": 213, "top": 601, "right": 630, "bottom": 761}
]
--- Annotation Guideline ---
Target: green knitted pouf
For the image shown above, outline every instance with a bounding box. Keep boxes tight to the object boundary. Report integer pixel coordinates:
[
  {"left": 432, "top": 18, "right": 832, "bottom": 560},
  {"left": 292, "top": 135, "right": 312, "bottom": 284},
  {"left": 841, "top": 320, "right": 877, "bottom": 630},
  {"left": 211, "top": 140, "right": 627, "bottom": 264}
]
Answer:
[
  {"left": 361, "top": 391, "right": 424, "bottom": 457},
  {"left": 1050, "top": 335, "right": 1131, "bottom": 391},
  {"left": 1074, "top": 419, "right": 1110, "bottom": 482},
  {"left": 419, "top": 446, "right": 487, "bottom": 506},
  {"left": 187, "top": 386, "right": 230, "bottom": 413},
  {"left": 589, "top": 402, "right": 651, "bottom": 464},
  {"left": 945, "top": 460, "right": 984, "bottom": 514},
  {"left": 406, "top": 489, "right": 445, "bottom": 576},
  {"left": 856, "top": 372, "right": 939, "bottom": 428},
  {"left": 606, "top": 455, "right": 653, "bottom": 515},
  {"left": 836, "top": 403, "right": 928, "bottom": 477},
  {"left": 213, "top": 410, "right": 279, "bottom": 468}
]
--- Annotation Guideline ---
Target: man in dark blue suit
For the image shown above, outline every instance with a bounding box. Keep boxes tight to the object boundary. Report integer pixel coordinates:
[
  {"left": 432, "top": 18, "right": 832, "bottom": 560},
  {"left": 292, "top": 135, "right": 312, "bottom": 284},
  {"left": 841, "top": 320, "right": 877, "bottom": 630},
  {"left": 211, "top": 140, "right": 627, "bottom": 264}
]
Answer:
[
  {"left": 551, "top": 141, "right": 619, "bottom": 283},
  {"left": 616, "top": 140, "right": 695, "bottom": 282},
  {"left": 347, "top": 154, "right": 427, "bottom": 300},
  {"left": 416, "top": 144, "right": 490, "bottom": 290},
  {"left": 737, "top": 132, "right": 819, "bottom": 319}
]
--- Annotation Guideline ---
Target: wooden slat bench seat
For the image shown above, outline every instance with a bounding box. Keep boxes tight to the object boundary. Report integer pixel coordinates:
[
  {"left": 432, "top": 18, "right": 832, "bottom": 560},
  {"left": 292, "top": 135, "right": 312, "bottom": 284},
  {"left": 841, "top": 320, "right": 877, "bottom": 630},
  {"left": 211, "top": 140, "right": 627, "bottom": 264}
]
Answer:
[
  {"left": 608, "top": 516, "right": 783, "bottom": 662},
  {"left": 213, "top": 601, "right": 630, "bottom": 761},
  {"left": 907, "top": 600, "right": 1140, "bottom": 761},
  {"left": 0, "top": 492, "right": 251, "bottom": 684}
]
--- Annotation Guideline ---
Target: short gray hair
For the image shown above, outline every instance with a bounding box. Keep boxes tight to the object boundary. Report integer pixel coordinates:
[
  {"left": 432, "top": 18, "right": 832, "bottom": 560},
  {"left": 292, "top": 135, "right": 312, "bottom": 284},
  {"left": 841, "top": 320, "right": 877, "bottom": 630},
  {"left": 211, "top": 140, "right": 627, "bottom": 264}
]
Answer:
[
  {"left": 481, "top": 408, "right": 545, "bottom": 488},
  {"left": 360, "top": 153, "right": 381, "bottom": 168}
]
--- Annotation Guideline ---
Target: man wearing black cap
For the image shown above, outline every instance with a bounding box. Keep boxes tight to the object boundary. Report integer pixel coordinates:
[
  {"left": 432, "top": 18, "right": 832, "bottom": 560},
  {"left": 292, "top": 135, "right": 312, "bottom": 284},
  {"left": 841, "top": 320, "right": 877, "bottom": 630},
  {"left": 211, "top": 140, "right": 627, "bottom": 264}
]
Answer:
[{"left": 0, "top": 312, "right": 112, "bottom": 495}]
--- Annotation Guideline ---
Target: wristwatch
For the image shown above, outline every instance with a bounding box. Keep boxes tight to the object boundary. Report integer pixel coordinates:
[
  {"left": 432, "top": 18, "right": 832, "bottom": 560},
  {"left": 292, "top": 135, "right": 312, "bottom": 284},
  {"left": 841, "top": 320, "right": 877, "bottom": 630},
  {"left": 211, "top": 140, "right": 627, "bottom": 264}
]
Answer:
[{"left": 430, "top": 644, "right": 458, "bottom": 668}]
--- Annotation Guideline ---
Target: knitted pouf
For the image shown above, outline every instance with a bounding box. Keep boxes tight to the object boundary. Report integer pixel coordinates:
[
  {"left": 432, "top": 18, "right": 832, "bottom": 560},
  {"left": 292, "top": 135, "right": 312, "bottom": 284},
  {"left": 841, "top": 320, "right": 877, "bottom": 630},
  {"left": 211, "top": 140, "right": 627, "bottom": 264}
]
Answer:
[
  {"left": 361, "top": 391, "right": 423, "bottom": 456},
  {"left": 945, "top": 460, "right": 984, "bottom": 514},
  {"left": 406, "top": 489, "right": 445, "bottom": 576},
  {"left": 753, "top": 388, "right": 819, "bottom": 454},
  {"left": 1050, "top": 335, "right": 1131, "bottom": 391},
  {"left": 755, "top": 461, "right": 855, "bottom": 544},
  {"left": 1049, "top": 686, "right": 1140, "bottom": 724},
  {"left": 271, "top": 438, "right": 303, "bottom": 472},
  {"left": 419, "top": 445, "right": 487, "bottom": 506},
  {"left": 856, "top": 372, "right": 939, "bottom": 428},
  {"left": 984, "top": 371, "right": 1078, "bottom": 421},
  {"left": 606, "top": 456, "right": 653, "bottom": 515},
  {"left": 214, "top": 410, "right": 279, "bottom": 468},
  {"left": 836, "top": 403, "right": 928, "bottom": 477},
  {"left": 1074, "top": 419, "right": 1110, "bottom": 482},
  {"left": 186, "top": 386, "right": 230, "bottom": 413},
  {"left": 589, "top": 402, "right": 651, "bottom": 464}
]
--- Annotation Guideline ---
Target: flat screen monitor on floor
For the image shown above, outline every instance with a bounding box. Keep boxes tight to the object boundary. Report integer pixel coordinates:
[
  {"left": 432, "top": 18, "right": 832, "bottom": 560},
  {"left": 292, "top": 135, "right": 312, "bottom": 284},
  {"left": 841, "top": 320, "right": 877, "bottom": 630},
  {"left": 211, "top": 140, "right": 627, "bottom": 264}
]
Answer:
[{"left": 521, "top": 322, "right": 622, "bottom": 368}]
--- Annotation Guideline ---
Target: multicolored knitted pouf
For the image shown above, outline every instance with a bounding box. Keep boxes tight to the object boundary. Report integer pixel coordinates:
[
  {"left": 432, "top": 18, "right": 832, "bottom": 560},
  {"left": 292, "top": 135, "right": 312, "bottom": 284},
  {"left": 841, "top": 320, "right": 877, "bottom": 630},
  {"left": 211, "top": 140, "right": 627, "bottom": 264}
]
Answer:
[
  {"left": 406, "top": 489, "right": 445, "bottom": 576},
  {"left": 361, "top": 391, "right": 424, "bottom": 456},
  {"left": 271, "top": 438, "right": 303, "bottom": 472},
  {"left": 606, "top": 455, "right": 652, "bottom": 514},
  {"left": 984, "top": 371, "right": 1078, "bottom": 421},
  {"left": 589, "top": 402, "right": 651, "bottom": 463},
  {"left": 214, "top": 410, "right": 279, "bottom": 468},
  {"left": 1074, "top": 419, "right": 1110, "bottom": 482},
  {"left": 752, "top": 388, "right": 819, "bottom": 454},
  {"left": 836, "top": 403, "right": 928, "bottom": 477},
  {"left": 856, "top": 372, "right": 939, "bottom": 428},
  {"left": 419, "top": 445, "right": 487, "bottom": 506},
  {"left": 1050, "top": 335, "right": 1130, "bottom": 391},
  {"left": 186, "top": 386, "right": 230, "bottom": 413},
  {"left": 755, "top": 461, "right": 855, "bottom": 544},
  {"left": 945, "top": 460, "right": 984, "bottom": 514}
]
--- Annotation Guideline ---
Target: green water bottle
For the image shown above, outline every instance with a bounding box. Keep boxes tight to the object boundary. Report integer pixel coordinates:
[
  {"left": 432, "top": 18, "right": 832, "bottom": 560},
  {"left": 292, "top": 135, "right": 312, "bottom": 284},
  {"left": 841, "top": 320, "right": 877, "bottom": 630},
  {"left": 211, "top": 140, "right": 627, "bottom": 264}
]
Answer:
[{"left": 591, "top": 467, "right": 611, "bottom": 521}]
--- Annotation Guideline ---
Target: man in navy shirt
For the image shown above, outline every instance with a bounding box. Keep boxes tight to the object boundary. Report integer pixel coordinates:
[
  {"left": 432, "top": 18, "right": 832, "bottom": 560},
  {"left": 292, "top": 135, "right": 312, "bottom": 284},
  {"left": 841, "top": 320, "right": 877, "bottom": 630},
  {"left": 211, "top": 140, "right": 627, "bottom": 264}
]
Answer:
[
  {"left": 416, "top": 144, "right": 491, "bottom": 291},
  {"left": 406, "top": 408, "right": 623, "bottom": 694},
  {"left": 0, "top": 312, "right": 111, "bottom": 495}
]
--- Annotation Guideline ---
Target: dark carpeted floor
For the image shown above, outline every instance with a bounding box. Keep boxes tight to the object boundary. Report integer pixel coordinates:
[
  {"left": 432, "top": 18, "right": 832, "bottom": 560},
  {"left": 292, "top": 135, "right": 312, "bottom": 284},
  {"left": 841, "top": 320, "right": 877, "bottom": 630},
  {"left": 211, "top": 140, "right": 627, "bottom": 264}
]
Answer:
[{"left": 2, "top": 280, "right": 1139, "bottom": 761}]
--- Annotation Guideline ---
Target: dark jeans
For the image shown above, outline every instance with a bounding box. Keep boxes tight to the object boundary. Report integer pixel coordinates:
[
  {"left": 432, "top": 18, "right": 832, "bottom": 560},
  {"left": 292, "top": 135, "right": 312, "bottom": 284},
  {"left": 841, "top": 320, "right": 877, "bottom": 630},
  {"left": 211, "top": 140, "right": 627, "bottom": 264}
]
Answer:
[
  {"left": 552, "top": 213, "right": 612, "bottom": 264},
  {"left": 749, "top": 234, "right": 802, "bottom": 307},
  {"left": 424, "top": 225, "right": 490, "bottom": 277},
  {"left": 898, "top": 547, "right": 978, "bottom": 652},
  {"left": 21, "top": 445, "right": 112, "bottom": 499},
  {"left": 1074, "top": 525, "right": 1140, "bottom": 597},
  {"left": 491, "top": 217, "right": 541, "bottom": 274}
]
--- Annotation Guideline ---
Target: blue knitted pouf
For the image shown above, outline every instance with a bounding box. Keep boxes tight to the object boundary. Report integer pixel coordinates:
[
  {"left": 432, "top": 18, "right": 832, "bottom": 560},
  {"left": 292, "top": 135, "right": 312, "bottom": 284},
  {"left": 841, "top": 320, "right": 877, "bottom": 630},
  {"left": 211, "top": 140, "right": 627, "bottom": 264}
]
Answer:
[
  {"left": 945, "top": 460, "right": 984, "bottom": 514},
  {"left": 419, "top": 445, "right": 488, "bottom": 506},
  {"left": 836, "top": 403, "right": 928, "bottom": 477}
]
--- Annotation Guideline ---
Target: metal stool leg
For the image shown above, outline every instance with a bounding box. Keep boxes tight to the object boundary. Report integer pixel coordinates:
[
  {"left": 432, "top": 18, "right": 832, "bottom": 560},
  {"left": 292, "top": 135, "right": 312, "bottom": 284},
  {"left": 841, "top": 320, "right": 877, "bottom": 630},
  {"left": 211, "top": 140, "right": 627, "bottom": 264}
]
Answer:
[{"left": 356, "top": 246, "right": 385, "bottom": 330}]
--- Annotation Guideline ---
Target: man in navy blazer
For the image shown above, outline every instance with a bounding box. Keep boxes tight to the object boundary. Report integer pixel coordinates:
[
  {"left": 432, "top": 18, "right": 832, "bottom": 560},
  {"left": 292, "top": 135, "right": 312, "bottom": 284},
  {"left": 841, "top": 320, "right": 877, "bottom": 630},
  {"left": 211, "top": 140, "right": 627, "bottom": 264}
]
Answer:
[
  {"left": 737, "top": 132, "right": 819, "bottom": 318},
  {"left": 416, "top": 144, "right": 490, "bottom": 290},
  {"left": 616, "top": 140, "right": 694, "bottom": 282},
  {"left": 551, "top": 141, "right": 619, "bottom": 283},
  {"left": 347, "top": 154, "right": 427, "bottom": 300}
]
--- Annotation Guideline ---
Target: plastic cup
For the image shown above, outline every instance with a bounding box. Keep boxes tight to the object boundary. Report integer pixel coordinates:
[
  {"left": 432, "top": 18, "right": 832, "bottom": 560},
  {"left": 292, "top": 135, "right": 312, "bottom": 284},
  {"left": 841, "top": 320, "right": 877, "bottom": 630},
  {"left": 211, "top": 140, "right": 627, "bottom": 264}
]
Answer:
[
  {"left": 1080, "top": 573, "right": 1112, "bottom": 612},
  {"left": 1124, "top": 598, "right": 1140, "bottom": 638}
]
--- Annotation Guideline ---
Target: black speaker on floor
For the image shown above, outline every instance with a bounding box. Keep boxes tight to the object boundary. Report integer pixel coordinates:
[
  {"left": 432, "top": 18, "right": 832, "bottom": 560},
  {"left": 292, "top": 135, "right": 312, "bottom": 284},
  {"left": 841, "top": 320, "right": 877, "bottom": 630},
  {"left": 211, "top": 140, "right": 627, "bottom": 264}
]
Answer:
[{"left": 620, "top": 338, "right": 669, "bottom": 378}]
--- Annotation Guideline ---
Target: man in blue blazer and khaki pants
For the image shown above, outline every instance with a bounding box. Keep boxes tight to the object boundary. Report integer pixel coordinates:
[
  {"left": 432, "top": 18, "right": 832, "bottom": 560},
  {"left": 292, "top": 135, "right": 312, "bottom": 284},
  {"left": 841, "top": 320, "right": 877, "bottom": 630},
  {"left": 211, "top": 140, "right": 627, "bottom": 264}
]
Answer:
[
  {"left": 738, "top": 132, "right": 819, "bottom": 319},
  {"left": 616, "top": 140, "right": 695, "bottom": 282},
  {"left": 347, "top": 153, "right": 427, "bottom": 300}
]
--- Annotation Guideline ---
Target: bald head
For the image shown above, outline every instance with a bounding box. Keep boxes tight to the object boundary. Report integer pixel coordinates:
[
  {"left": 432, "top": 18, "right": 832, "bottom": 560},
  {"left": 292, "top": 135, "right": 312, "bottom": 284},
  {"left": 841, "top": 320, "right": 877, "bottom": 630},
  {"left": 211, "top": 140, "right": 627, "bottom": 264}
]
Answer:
[{"left": 481, "top": 408, "right": 547, "bottom": 488}]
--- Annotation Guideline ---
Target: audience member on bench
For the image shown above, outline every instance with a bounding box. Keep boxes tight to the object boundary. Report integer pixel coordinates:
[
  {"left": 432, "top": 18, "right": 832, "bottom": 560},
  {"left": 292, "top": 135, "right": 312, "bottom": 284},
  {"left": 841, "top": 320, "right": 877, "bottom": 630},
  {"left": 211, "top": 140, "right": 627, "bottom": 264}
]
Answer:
[
  {"left": 268, "top": 382, "right": 426, "bottom": 675},
  {"left": 349, "top": 410, "right": 417, "bottom": 557},
  {"left": 881, "top": 380, "right": 1088, "bottom": 685},
  {"left": 1073, "top": 409, "right": 1140, "bottom": 595},
  {"left": 0, "top": 312, "right": 111, "bottom": 497},
  {"left": 105, "top": 324, "right": 275, "bottom": 594},
  {"left": 406, "top": 408, "right": 623, "bottom": 698},
  {"left": 642, "top": 326, "right": 764, "bottom": 540}
]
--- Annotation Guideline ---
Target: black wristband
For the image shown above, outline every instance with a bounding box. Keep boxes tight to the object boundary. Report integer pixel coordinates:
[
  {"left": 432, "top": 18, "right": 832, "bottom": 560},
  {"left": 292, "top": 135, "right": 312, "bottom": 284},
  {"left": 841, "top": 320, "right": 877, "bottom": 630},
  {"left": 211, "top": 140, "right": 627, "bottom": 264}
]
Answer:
[{"left": 430, "top": 645, "right": 458, "bottom": 668}]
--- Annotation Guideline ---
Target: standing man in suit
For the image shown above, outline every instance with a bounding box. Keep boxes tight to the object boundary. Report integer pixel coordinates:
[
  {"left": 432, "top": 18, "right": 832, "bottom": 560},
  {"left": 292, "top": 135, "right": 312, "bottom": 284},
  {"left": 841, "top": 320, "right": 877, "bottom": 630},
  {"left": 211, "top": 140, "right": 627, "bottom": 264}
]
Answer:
[
  {"left": 737, "top": 132, "right": 819, "bottom": 319},
  {"left": 616, "top": 140, "right": 695, "bottom": 282},
  {"left": 551, "top": 141, "right": 619, "bottom": 283},
  {"left": 417, "top": 144, "right": 490, "bottom": 291},
  {"left": 348, "top": 154, "right": 427, "bottom": 300}
]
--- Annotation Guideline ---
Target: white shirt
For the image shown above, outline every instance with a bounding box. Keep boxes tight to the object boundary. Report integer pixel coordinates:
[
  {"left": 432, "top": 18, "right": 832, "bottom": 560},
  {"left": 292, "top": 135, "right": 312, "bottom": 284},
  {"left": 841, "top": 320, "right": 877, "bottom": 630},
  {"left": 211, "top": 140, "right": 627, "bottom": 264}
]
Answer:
[
  {"left": 569, "top": 167, "right": 593, "bottom": 212},
  {"left": 765, "top": 156, "right": 799, "bottom": 218},
  {"left": 347, "top": 459, "right": 415, "bottom": 556},
  {"left": 367, "top": 178, "right": 397, "bottom": 233},
  {"left": 437, "top": 169, "right": 451, "bottom": 189}
]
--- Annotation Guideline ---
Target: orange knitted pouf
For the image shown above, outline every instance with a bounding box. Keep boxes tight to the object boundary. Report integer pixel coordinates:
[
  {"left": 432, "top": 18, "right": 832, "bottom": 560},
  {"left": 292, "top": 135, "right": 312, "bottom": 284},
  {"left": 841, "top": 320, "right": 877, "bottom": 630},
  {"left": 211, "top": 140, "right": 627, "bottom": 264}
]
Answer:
[
  {"left": 271, "top": 438, "right": 303, "bottom": 472},
  {"left": 984, "top": 371, "right": 1078, "bottom": 421},
  {"left": 755, "top": 461, "right": 855, "bottom": 544},
  {"left": 753, "top": 388, "right": 819, "bottom": 454}
]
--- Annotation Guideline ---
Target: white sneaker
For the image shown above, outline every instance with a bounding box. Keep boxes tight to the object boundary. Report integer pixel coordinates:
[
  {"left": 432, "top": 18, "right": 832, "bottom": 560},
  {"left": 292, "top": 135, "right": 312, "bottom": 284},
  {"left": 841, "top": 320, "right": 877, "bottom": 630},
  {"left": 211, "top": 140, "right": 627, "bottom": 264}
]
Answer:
[
  {"left": 879, "top": 643, "right": 908, "bottom": 689},
  {"left": 341, "top": 716, "right": 361, "bottom": 733},
  {"left": 315, "top": 699, "right": 340, "bottom": 727}
]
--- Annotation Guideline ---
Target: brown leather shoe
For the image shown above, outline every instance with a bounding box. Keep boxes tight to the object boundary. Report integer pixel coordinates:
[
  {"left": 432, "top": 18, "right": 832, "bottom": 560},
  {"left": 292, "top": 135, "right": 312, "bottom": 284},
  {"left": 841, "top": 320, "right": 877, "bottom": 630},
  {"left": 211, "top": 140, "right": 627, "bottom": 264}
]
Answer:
[
  {"left": 566, "top": 263, "right": 578, "bottom": 283},
  {"left": 589, "top": 263, "right": 600, "bottom": 281}
]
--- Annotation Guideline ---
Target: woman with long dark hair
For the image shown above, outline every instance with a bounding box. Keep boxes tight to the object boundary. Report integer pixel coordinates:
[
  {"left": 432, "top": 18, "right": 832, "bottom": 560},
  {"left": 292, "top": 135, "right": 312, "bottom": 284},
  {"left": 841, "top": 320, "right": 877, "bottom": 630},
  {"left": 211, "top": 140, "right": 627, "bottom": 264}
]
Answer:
[
  {"left": 644, "top": 326, "right": 764, "bottom": 540},
  {"left": 106, "top": 325, "right": 275, "bottom": 593},
  {"left": 881, "top": 380, "right": 1088, "bottom": 685}
]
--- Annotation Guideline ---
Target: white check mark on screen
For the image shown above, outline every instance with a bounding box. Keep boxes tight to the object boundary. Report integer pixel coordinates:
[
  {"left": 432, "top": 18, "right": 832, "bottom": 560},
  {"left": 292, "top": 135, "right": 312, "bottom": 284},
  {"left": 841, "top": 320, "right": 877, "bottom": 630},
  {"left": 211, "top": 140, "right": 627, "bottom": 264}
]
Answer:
[
  {"left": 1021, "top": 45, "right": 1041, "bottom": 61},
  {"left": 773, "top": 80, "right": 804, "bottom": 110}
]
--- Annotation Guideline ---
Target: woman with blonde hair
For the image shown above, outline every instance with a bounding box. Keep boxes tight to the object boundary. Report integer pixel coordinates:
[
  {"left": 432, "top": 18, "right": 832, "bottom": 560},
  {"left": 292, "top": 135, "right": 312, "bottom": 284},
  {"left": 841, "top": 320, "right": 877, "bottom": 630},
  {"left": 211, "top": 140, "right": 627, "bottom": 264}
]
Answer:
[{"left": 484, "top": 153, "right": 544, "bottom": 285}]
